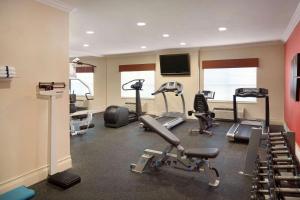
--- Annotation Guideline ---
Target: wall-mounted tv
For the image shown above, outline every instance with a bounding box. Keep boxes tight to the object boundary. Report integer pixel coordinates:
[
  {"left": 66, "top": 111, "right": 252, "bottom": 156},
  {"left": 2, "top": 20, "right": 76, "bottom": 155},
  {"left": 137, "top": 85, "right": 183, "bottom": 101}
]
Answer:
[
  {"left": 291, "top": 53, "right": 300, "bottom": 101},
  {"left": 160, "top": 54, "right": 190, "bottom": 75}
]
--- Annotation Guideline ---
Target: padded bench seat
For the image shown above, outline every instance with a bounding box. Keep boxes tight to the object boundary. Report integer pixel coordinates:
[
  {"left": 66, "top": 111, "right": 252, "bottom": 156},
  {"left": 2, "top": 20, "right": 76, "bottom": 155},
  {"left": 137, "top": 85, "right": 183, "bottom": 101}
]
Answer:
[
  {"left": 140, "top": 115, "right": 219, "bottom": 159},
  {"left": 185, "top": 148, "right": 219, "bottom": 158}
]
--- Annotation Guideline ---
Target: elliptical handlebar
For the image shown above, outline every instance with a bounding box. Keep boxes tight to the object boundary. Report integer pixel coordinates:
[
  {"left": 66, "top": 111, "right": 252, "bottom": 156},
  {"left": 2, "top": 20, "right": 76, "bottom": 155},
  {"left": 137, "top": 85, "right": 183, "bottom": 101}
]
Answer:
[
  {"left": 85, "top": 92, "right": 94, "bottom": 100},
  {"left": 122, "top": 79, "right": 145, "bottom": 91}
]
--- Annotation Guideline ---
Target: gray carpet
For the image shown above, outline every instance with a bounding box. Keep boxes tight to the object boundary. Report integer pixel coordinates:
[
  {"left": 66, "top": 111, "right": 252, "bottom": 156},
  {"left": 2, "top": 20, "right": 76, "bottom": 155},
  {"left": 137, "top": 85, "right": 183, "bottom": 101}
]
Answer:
[{"left": 31, "top": 114, "right": 253, "bottom": 200}]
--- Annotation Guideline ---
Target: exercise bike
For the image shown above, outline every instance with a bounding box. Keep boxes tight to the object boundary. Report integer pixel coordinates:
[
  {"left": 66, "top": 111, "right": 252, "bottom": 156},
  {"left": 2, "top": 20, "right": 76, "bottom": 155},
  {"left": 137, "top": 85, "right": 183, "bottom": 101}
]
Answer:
[
  {"left": 104, "top": 79, "right": 144, "bottom": 128},
  {"left": 188, "top": 90, "right": 216, "bottom": 136}
]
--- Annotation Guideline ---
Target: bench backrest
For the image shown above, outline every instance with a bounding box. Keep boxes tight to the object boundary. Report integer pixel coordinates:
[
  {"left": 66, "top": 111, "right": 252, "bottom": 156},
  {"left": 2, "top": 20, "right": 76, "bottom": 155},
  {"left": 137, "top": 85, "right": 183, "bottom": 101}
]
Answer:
[{"left": 140, "top": 115, "right": 180, "bottom": 147}]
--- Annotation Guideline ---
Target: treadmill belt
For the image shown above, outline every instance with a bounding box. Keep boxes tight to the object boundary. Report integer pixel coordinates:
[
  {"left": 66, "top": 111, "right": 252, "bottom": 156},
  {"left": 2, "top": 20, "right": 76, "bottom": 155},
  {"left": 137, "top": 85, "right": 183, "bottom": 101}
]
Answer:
[
  {"left": 235, "top": 124, "right": 259, "bottom": 143},
  {"left": 156, "top": 116, "right": 176, "bottom": 125}
]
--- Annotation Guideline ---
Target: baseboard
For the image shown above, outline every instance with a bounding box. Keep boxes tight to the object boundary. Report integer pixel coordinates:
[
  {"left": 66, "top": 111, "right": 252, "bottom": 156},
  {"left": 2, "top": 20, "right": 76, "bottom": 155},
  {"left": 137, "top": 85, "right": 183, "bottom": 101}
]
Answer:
[
  {"left": 270, "top": 120, "right": 284, "bottom": 126},
  {"left": 0, "top": 155, "right": 72, "bottom": 194}
]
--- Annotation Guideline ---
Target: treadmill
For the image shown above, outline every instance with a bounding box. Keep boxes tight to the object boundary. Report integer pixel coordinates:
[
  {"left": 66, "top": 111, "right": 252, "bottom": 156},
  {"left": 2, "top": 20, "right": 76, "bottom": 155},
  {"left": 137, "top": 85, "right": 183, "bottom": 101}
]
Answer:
[
  {"left": 144, "top": 81, "right": 186, "bottom": 129},
  {"left": 226, "top": 88, "right": 269, "bottom": 143}
]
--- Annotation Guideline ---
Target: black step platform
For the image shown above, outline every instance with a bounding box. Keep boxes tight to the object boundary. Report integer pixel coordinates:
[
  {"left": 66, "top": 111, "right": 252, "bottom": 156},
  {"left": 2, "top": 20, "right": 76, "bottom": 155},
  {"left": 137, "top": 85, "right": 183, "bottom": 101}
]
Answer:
[{"left": 48, "top": 171, "right": 81, "bottom": 189}]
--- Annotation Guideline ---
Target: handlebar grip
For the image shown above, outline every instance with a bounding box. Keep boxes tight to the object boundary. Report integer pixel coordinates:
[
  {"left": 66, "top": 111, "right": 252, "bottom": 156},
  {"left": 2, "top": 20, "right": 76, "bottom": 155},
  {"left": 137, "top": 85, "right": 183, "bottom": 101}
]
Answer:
[
  {"left": 85, "top": 93, "right": 94, "bottom": 100},
  {"left": 188, "top": 111, "right": 194, "bottom": 116}
]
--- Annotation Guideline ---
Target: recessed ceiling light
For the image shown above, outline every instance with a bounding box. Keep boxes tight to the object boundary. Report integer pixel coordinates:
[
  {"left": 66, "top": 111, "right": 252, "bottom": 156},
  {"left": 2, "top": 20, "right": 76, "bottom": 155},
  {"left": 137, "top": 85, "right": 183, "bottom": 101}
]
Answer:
[
  {"left": 180, "top": 42, "right": 186, "bottom": 46},
  {"left": 137, "top": 22, "right": 146, "bottom": 26},
  {"left": 86, "top": 30, "right": 95, "bottom": 34},
  {"left": 218, "top": 27, "right": 227, "bottom": 32},
  {"left": 141, "top": 46, "right": 147, "bottom": 49},
  {"left": 162, "top": 34, "right": 170, "bottom": 38},
  {"left": 83, "top": 44, "right": 89, "bottom": 47}
]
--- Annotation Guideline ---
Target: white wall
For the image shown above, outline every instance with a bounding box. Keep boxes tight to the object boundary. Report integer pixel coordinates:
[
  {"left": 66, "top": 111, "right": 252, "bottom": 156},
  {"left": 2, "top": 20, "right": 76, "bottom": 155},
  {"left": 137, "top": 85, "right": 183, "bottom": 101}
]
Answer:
[{"left": 0, "top": 0, "right": 70, "bottom": 193}]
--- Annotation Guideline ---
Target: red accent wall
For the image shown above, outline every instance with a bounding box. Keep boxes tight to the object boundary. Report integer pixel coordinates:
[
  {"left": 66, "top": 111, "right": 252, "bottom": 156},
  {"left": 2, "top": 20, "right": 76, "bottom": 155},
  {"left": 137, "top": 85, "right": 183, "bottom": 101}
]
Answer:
[{"left": 285, "top": 22, "right": 300, "bottom": 145}]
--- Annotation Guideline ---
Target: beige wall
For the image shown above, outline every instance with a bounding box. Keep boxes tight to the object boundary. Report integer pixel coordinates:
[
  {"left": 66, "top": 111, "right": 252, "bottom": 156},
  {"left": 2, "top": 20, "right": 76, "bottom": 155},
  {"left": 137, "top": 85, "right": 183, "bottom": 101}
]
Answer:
[
  {"left": 79, "top": 42, "right": 284, "bottom": 124},
  {"left": 199, "top": 42, "right": 285, "bottom": 123},
  {"left": 0, "top": 0, "right": 70, "bottom": 193},
  {"left": 106, "top": 43, "right": 284, "bottom": 124}
]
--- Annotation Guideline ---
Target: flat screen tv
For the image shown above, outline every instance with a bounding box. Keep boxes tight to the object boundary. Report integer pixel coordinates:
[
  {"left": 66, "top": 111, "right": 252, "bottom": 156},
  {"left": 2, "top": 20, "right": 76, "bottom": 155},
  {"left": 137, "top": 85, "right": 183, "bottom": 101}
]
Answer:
[{"left": 160, "top": 54, "right": 190, "bottom": 75}]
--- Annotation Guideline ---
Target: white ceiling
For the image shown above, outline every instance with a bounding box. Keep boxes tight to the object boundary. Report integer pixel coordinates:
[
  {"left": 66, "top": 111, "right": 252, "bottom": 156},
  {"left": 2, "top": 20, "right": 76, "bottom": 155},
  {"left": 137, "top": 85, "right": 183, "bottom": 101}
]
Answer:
[{"left": 61, "top": 0, "right": 300, "bottom": 57}]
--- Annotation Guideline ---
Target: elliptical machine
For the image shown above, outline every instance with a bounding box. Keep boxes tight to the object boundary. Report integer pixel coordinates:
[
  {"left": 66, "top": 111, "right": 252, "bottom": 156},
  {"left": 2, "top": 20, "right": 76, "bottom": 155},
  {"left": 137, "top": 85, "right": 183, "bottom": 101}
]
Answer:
[{"left": 104, "top": 79, "right": 144, "bottom": 128}]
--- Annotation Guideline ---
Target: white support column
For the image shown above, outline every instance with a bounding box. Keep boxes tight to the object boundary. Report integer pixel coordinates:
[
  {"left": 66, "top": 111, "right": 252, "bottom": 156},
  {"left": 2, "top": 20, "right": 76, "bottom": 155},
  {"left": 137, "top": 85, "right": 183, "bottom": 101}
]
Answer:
[{"left": 50, "top": 95, "right": 57, "bottom": 175}]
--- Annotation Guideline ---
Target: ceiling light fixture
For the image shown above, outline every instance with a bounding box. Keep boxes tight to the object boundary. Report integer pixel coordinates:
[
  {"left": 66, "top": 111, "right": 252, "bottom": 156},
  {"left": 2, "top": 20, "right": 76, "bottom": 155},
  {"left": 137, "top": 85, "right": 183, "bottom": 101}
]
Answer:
[
  {"left": 218, "top": 27, "right": 227, "bottom": 32},
  {"left": 137, "top": 22, "right": 146, "bottom": 26},
  {"left": 180, "top": 42, "right": 186, "bottom": 46},
  {"left": 83, "top": 44, "right": 89, "bottom": 47},
  {"left": 86, "top": 30, "right": 95, "bottom": 34},
  {"left": 162, "top": 34, "right": 170, "bottom": 38},
  {"left": 141, "top": 46, "right": 147, "bottom": 49}
]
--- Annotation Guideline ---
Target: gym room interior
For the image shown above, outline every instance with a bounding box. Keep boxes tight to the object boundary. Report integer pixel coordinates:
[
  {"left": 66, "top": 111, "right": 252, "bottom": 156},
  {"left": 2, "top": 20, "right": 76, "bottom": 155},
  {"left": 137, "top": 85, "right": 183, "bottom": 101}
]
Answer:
[{"left": 1, "top": 0, "right": 300, "bottom": 199}]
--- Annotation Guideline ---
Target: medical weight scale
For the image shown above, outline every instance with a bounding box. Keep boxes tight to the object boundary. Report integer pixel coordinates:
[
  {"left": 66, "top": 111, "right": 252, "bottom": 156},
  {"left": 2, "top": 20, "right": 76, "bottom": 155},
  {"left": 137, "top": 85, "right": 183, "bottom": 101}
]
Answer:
[{"left": 38, "top": 82, "right": 80, "bottom": 189}]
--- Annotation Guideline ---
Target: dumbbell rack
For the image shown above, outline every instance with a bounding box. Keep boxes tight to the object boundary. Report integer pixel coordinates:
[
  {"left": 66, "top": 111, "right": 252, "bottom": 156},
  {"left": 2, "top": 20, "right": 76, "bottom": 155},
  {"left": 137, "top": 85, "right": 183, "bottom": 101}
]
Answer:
[{"left": 251, "top": 132, "right": 300, "bottom": 199}]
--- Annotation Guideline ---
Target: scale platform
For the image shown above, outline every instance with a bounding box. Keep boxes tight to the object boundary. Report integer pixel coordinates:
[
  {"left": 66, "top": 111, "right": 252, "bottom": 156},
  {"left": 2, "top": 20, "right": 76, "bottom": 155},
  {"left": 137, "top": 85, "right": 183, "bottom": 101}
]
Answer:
[{"left": 48, "top": 171, "right": 81, "bottom": 189}]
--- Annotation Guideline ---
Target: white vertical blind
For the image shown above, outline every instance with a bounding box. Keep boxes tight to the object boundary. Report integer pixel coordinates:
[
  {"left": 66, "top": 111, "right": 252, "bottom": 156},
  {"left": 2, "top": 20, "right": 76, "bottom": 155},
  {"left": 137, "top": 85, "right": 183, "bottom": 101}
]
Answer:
[{"left": 204, "top": 67, "right": 257, "bottom": 101}]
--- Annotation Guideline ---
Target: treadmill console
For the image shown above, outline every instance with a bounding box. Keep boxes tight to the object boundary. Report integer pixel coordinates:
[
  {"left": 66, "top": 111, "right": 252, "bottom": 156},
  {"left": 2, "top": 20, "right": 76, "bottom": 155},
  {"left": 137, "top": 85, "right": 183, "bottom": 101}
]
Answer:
[
  {"left": 235, "top": 88, "right": 268, "bottom": 98},
  {"left": 201, "top": 90, "right": 215, "bottom": 99},
  {"left": 152, "top": 81, "right": 183, "bottom": 95}
]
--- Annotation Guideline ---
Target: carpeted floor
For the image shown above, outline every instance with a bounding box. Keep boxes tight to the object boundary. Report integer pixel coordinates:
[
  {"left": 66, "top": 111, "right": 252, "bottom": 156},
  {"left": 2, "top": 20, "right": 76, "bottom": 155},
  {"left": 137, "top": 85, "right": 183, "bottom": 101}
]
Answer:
[{"left": 31, "top": 113, "right": 253, "bottom": 200}]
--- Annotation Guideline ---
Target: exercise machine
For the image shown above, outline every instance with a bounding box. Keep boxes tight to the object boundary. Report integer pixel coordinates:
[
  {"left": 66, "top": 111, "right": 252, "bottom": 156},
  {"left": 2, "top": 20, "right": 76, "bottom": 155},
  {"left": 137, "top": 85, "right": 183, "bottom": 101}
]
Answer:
[
  {"left": 69, "top": 62, "right": 95, "bottom": 135},
  {"left": 38, "top": 82, "right": 81, "bottom": 189},
  {"left": 104, "top": 79, "right": 144, "bottom": 128},
  {"left": 69, "top": 77, "right": 95, "bottom": 136},
  {"left": 188, "top": 90, "right": 216, "bottom": 136},
  {"left": 144, "top": 81, "right": 186, "bottom": 130},
  {"left": 69, "top": 93, "right": 95, "bottom": 135},
  {"left": 226, "top": 88, "right": 269, "bottom": 143},
  {"left": 131, "top": 115, "right": 220, "bottom": 187}
]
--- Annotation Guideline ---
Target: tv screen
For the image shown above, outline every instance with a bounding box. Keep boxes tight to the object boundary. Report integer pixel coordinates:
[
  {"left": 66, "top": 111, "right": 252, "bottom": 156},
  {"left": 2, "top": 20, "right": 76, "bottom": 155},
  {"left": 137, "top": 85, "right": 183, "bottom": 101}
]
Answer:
[{"left": 160, "top": 54, "right": 190, "bottom": 75}]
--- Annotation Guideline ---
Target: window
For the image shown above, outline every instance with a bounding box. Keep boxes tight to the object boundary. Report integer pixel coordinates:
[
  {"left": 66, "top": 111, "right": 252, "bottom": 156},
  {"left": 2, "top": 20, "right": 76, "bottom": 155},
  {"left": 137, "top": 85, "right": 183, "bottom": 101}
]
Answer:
[
  {"left": 70, "top": 72, "right": 94, "bottom": 96},
  {"left": 204, "top": 67, "right": 257, "bottom": 102},
  {"left": 121, "top": 71, "right": 155, "bottom": 99}
]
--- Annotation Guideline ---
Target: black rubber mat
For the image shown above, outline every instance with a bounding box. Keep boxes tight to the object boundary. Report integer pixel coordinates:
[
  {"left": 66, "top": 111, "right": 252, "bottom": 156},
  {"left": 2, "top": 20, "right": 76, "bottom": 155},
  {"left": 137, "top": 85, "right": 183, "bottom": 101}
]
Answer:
[{"left": 31, "top": 113, "right": 252, "bottom": 200}]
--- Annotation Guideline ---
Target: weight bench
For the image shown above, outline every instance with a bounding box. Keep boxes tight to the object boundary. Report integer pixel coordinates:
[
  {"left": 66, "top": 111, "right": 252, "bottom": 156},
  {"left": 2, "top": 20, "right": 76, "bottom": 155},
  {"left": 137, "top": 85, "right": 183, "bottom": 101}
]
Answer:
[{"left": 130, "top": 115, "right": 220, "bottom": 187}]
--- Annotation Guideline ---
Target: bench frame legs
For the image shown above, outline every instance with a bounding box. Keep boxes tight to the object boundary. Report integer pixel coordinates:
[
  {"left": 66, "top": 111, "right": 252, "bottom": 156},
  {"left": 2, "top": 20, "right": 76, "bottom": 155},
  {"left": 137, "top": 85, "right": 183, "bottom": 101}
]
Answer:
[{"left": 130, "top": 145, "right": 220, "bottom": 187}]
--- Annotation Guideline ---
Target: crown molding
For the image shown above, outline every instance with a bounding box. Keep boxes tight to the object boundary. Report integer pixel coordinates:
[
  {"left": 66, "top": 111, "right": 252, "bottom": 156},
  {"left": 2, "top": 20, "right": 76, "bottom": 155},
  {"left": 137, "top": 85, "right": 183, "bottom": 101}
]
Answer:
[
  {"left": 282, "top": 2, "right": 300, "bottom": 42},
  {"left": 36, "top": 0, "right": 74, "bottom": 12}
]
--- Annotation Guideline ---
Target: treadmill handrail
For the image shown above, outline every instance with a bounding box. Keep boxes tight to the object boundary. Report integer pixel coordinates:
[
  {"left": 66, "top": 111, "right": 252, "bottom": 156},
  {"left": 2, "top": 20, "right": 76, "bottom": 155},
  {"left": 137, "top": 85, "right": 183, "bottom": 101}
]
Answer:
[
  {"left": 152, "top": 82, "right": 183, "bottom": 96},
  {"left": 233, "top": 88, "right": 269, "bottom": 126},
  {"left": 152, "top": 81, "right": 186, "bottom": 118},
  {"left": 235, "top": 88, "right": 268, "bottom": 97}
]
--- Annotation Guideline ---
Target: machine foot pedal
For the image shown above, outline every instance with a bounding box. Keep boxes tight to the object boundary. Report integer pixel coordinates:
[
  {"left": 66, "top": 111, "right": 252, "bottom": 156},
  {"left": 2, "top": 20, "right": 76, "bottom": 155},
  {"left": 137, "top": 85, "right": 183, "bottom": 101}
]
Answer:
[{"left": 79, "top": 123, "right": 95, "bottom": 130}]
